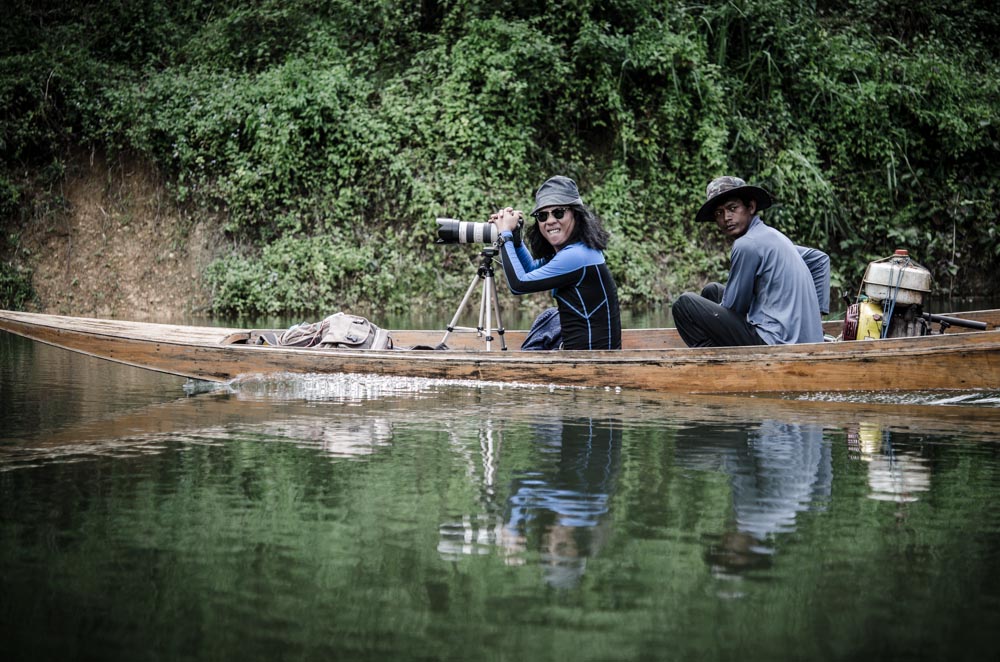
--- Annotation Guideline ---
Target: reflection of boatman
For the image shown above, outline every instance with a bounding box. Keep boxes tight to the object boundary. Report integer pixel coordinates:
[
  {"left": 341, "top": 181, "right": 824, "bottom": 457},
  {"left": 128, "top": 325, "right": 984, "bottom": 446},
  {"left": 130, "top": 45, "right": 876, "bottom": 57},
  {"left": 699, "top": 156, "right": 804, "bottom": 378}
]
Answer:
[
  {"left": 501, "top": 417, "right": 623, "bottom": 588},
  {"left": 674, "top": 420, "right": 832, "bottom": 569}
]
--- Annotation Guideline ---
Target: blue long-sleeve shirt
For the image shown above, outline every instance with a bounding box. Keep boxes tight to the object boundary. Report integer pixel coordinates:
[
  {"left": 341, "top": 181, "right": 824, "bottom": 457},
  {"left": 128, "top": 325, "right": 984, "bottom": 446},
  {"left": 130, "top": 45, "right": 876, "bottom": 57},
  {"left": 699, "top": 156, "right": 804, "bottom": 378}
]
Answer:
[
  {"left": 722, "top": 217, "right": 824, "bottom": 345},
  {"left": 499, "top": 231, "right": 621, "bottom": 350}
]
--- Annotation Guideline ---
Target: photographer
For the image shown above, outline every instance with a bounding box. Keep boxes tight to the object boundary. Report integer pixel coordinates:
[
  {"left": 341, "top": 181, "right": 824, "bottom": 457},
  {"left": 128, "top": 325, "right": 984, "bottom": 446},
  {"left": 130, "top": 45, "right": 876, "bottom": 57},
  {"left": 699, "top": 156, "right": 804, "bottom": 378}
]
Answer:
[{"left": 490, "top": 176, "right": 621, "bottom": 351}]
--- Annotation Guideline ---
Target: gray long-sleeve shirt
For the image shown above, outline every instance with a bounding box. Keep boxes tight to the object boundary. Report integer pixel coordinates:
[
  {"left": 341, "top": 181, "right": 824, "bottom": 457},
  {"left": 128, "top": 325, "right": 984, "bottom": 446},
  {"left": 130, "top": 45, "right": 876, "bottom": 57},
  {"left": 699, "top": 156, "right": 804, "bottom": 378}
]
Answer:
[
  {"left": 795, "top": 245, "right": 831, "bottom": 315},
  {"left": 721, "top": 216, "right": 824, "bottom": 344}
]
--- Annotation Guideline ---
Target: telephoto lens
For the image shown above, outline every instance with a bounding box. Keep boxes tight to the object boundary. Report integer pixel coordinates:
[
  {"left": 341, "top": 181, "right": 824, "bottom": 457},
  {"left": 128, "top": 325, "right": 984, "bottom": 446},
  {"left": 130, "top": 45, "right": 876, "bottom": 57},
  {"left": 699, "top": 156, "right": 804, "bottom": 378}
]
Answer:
[{"left": 435, "top": 218, "right": 499, "bottom": 245}]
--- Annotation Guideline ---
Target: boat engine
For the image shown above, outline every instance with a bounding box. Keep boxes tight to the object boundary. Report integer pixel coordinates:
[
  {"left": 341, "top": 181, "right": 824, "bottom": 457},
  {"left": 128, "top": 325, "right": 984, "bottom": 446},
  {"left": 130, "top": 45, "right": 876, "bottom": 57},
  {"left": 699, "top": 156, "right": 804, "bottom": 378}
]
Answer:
[{"left": 843, "top": 250, "right": 932, "bottom": 340}]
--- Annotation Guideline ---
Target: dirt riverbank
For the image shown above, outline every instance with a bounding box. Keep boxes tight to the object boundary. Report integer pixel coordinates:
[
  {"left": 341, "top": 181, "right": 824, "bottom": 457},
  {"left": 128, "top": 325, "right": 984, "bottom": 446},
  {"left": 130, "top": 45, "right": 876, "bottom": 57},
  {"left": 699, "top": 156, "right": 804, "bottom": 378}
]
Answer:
[{"left": 17, "top": 152, "right": 224, "bottom": 320}]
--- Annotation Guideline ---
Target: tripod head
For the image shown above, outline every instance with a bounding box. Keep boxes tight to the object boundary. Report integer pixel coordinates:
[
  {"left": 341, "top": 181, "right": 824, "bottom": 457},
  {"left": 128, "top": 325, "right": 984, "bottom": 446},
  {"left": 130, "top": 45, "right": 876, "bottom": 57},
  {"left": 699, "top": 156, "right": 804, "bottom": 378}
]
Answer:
[{"left": 471, "top": 245, "right": 501, "bottom": 276}]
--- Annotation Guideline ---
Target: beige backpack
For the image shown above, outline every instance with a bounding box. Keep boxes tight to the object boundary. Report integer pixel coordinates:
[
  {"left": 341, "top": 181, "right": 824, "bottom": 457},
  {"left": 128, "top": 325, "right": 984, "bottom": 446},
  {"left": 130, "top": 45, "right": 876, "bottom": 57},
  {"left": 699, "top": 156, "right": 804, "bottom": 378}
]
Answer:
[{"left": 275, "top": 313, "right": 393, "bottom": 350}]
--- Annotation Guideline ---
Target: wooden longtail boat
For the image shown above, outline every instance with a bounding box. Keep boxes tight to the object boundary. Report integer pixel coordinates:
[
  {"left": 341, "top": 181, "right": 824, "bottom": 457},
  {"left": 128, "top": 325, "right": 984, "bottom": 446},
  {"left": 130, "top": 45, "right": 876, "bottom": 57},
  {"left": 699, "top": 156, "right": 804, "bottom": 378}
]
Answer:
[{"left": 1, "top": 309, "right": 998, "bottom": 394}]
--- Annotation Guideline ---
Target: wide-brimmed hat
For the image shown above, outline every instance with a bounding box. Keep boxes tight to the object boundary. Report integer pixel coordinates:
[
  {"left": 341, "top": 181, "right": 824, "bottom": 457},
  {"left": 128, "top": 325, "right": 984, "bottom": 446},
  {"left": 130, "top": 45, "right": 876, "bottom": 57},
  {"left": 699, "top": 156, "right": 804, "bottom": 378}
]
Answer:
[
  {"left": 532, "top": 175, "right": 584, "bottom": 214},
  {"left": 695, "top": 176, "right": 774, "bottom": 222}
]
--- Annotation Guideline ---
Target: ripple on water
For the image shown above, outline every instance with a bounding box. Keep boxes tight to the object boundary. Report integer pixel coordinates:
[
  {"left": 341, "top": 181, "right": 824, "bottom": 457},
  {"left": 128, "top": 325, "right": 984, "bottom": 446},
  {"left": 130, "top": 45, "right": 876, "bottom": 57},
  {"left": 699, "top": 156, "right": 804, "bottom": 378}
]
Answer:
[
  {"left": 794, "top": 390, "right": 1000, "bottom": 407},
  {"left": 218, "top": 371, "right": 580, "bottom": 402}
]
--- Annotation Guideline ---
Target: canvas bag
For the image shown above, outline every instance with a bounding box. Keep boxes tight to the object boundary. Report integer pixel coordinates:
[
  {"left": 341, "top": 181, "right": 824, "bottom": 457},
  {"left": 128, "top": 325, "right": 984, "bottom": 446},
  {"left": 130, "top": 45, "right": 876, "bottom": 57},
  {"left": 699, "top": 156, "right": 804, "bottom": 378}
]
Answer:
[{"left": 278, "top": 313, "right": 393, "bottom": 350}]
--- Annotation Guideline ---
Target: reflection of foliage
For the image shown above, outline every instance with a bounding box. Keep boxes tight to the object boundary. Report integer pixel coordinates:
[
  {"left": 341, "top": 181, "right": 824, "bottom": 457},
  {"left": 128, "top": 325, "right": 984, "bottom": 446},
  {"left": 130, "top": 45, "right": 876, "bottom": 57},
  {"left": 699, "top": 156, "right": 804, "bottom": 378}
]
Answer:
[{"left": 2, "top": 0, "right": 998, "bottom": 314}]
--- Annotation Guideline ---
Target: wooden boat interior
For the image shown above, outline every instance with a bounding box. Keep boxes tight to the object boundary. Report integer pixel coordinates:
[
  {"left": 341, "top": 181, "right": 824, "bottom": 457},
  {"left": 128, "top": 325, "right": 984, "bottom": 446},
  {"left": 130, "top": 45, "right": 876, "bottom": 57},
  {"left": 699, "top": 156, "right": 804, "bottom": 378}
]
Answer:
[{"left": 219, "top": 309, "right": 1000, "bottom": 352}]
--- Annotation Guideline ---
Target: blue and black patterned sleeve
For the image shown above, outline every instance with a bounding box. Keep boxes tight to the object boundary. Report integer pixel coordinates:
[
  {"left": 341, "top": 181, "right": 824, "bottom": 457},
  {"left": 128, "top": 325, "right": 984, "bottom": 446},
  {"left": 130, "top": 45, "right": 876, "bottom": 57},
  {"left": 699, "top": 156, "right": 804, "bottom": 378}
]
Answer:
[{"left": 499, "top": 232, "right": 604, "bottom": 294}]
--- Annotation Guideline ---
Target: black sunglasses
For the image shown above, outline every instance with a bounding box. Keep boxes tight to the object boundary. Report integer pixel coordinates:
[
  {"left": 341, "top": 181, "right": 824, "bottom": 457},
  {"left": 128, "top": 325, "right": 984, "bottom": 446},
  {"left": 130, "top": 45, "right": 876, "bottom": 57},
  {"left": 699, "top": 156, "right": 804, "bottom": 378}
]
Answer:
[{"left": 531, "top": 208, "right": 569, "bottom": 223}]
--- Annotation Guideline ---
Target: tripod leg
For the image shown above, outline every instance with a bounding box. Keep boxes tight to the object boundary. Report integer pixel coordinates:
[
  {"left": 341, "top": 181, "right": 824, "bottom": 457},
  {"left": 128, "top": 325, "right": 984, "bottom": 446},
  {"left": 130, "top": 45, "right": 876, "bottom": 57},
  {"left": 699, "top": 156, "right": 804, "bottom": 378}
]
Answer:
[
  {"left": 440, "top": 271, "right": 483, "bottom": 347},
  {"left": 478, "top": 279, "right": 488, "bottom": 334},
  {"left": 487, "top": 274, "right": 508, "bottom": 351},
  {"left": 482, "top": 276, "right": 493, "bottom": 351}
]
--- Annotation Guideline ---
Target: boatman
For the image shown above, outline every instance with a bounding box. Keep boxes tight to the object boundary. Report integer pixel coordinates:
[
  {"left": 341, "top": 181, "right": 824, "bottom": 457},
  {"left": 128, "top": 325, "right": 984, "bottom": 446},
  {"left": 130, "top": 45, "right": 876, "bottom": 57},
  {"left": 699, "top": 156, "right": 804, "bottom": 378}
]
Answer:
[{"left": 672, "top": 176, "right": 825, "bottom": 347}]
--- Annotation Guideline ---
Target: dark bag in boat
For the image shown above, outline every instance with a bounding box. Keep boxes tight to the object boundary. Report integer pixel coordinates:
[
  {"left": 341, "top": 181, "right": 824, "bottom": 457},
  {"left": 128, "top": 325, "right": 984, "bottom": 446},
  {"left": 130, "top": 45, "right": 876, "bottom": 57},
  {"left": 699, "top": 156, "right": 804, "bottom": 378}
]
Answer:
[
  {"left": 278, "top": 313, "right": 393, "bottom": 350},
  {"left": 521, "top": 307, "right": 562, "bottom": 351}
]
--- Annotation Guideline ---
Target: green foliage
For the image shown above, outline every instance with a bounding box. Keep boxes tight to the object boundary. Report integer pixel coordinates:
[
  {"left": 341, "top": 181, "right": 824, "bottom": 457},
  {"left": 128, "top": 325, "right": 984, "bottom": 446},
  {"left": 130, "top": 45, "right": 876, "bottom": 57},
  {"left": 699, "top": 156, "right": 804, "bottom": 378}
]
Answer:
[
  {"left": 2, "top": 0, "right": 998, "bottom": 315},
  {"left": 690, "top": 0, "right": 999, "bottom": 295},
  {"left": 205, "top": 234, "right": 377, "bottom": 317},
  {"left": 0, "top": 262, "right": 34, "bottom": 309},
  {"left": 110, "top": 61, "right": 385, "bottom": 236},
  {"left": 0, "top": 176, "right": 20, "bottom": 219}
]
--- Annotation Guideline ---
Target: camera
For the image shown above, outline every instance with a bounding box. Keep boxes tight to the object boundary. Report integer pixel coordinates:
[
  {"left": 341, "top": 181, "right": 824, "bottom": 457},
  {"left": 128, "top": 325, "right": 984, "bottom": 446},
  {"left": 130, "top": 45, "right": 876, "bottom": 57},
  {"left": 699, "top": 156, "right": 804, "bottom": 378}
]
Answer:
[{"left": 435, "top": 218, "right": 499, "bottom": 245}]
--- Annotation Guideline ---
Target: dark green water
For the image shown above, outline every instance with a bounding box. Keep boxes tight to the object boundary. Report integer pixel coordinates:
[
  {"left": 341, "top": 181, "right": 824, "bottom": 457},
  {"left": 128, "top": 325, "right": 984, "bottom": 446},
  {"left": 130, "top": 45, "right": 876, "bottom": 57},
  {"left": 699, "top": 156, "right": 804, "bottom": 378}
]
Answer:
[{"left": 2, "top": 332, "right": 1000, "bottom": 662}]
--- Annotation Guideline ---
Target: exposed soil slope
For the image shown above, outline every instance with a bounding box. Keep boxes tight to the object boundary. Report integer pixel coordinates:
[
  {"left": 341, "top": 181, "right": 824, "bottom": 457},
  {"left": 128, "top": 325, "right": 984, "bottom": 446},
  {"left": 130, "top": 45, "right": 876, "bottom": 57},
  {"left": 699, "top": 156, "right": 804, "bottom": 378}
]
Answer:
[{"left": 20, "top": 152, "right": 224, "bottom": 320}]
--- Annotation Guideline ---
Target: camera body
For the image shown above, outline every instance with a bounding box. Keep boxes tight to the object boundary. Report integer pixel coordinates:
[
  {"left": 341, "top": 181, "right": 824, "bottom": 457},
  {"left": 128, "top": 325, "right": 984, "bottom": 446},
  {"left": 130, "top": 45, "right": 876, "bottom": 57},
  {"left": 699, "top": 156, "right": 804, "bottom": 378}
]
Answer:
[{"left": 435, "top": 218, "right": 499, "bottom": 245}]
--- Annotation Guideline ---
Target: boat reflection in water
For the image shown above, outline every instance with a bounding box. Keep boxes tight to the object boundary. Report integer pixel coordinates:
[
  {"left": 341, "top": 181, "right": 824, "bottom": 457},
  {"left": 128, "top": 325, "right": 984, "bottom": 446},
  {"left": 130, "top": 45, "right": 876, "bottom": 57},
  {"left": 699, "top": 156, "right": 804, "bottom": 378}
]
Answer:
[
  {"left": 438, "top": 416, "right": 622, "bottom": 589},
  {"left": 848, "top": 423, "right": 932, "bottom": 503}
]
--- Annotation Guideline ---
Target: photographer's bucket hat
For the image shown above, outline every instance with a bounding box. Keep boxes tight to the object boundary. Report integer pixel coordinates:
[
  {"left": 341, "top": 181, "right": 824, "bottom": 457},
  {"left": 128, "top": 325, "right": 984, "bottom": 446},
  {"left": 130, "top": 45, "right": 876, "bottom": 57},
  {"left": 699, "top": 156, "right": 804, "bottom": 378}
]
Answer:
[
  {"left": 532, "top": 176, "right": 584, "bottom": 214},
  {"left": 695, "top": 176, "right": 774, "bottom": 222}
]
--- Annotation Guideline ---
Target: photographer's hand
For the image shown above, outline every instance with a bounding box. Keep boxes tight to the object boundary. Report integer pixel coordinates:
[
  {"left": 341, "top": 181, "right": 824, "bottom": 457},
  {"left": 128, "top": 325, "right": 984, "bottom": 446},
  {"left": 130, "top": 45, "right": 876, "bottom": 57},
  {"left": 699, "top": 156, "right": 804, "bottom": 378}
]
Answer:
[{"left": 491, "top": 207, "right": 523, "bottom": 233}]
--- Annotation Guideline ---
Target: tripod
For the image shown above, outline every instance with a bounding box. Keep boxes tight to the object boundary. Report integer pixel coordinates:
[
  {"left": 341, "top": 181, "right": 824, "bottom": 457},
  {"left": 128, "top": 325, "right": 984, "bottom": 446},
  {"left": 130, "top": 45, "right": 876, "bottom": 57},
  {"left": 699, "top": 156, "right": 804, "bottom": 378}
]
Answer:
[{"left": 440, "top": 247, "right": 508, "bottom": 351}]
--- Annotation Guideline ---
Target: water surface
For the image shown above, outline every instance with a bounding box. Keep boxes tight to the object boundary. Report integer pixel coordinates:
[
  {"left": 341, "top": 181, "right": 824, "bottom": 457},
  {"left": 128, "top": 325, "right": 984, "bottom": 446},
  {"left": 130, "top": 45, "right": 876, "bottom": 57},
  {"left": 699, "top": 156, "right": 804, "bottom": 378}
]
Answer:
[{"left": 2, "top": 333, "right": 999, "bottom": 661}]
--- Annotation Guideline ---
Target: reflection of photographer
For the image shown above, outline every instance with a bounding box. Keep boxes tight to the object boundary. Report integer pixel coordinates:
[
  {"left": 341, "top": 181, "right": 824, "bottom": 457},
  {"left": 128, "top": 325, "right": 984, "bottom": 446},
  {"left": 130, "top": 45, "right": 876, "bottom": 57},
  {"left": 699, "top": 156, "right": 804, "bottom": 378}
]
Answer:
[
  {"left": 490, "top": 176, "right": 622, "bottom": 351},
  {"left": 502, "top": 417, "right": 623, "bottom": 588},
  {"left": 436, "top": 414, "right": 622, "bottom": 589}
]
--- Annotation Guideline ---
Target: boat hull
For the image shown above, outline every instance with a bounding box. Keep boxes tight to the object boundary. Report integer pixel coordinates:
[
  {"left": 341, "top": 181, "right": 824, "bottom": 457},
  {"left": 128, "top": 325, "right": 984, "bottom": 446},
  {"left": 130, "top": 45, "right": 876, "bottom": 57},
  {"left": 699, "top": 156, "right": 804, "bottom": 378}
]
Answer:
[{"left": 1, "top": 310, "right": 999, "bottom": 394}]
